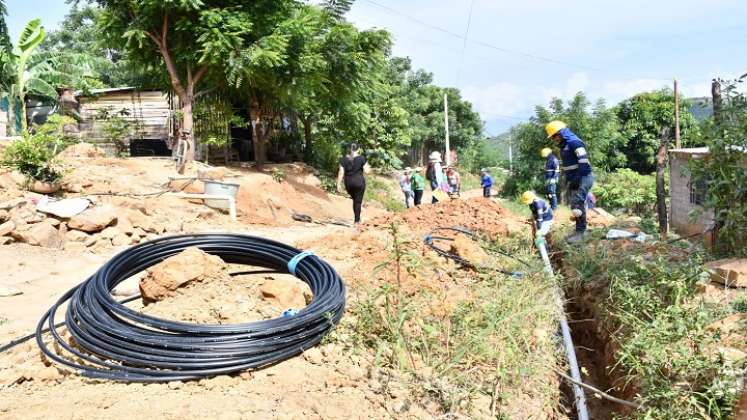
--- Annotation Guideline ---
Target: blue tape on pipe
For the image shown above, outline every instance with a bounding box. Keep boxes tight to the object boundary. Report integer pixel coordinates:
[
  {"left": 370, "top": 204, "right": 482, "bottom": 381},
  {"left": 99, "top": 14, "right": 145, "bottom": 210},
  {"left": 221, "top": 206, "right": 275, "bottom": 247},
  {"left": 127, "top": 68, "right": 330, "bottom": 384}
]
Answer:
[{"left": 287, "top": 251, "right": 315, "bottom": 276}]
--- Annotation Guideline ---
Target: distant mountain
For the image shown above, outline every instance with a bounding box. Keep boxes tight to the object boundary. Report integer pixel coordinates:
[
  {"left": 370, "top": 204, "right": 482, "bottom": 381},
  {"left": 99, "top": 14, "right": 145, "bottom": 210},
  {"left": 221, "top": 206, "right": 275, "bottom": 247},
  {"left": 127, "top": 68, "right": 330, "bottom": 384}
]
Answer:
[{"left": 688, "top": 97, "right": 713, "bottom": 121}]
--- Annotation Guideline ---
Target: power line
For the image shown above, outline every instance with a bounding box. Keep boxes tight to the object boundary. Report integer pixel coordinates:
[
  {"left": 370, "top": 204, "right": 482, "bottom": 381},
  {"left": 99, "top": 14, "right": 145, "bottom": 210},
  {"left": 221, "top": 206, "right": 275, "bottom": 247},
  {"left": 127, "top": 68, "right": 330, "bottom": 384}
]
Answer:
[
  {"left": 362, "top": 0, "right": 606, "bottom": 73},
  {"left": 455, "top": 0, "right": 477, "bottom": 88}
]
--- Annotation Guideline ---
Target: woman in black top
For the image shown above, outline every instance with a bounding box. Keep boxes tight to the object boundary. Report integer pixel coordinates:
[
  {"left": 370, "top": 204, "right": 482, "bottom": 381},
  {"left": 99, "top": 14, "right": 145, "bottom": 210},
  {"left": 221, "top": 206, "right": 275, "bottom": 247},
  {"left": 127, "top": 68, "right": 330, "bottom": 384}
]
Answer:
[{"left": 337, "top": 143, "right": 370, "bottom": 224}]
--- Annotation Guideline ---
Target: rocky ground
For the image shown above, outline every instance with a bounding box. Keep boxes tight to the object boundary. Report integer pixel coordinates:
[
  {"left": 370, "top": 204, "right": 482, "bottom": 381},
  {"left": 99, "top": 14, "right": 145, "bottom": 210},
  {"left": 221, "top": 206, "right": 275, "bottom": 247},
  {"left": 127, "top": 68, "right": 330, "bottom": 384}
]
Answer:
[{"left": 0, "top": 145, "right": 591, "bottom": 419}]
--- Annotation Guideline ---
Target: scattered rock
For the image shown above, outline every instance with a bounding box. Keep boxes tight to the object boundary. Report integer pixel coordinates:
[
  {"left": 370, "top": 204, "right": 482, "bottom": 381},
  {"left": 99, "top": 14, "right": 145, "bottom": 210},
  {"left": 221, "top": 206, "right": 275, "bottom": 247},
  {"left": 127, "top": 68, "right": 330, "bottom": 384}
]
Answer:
[
  {"left": 115, "top": 216, "right": 135, "bottom": 236},
  {"left": 391, "top": 399, "right": 411, "bottom": 414},
  {"left": 259, "top": 278, "right": 313, "bottom": 310},
  {"left": 706, "top": 258, "right": 747, "bottom": 288},
  {"left": 112, "top": 234, "right": 131, "bottom": 247},
  {"left": 0, "top": 284, "right": 22, "bottom": 297},
  {"left": 0, "top": 209, "right": 8, "bottom": 222},
  {"left": 198, "top": 167, "right": 226, "bottom": 181},
  {"left": 0, "top": 220, "right": 15, "bottom": 236},
  {"left": 43, "top": 218, "right": 61, "bottom": 227},
  {"left": 65, "top": 230, "right": 90, "bottom": 243},
  {"left": 36, "top": 366, "right": 61, "bottom": 383},
  {"left": 84, "top": 235, "right": 98, "bottom": 247},
  {"left": 100, "top": 227, "right": 121, "bottom": 240},
  {"left": 449, "top": 234, "right": 489, "bottom": 267},
  {"left": 68, "top": 206, "right": 117, "bottom": 233},
  {"left": 139, "top": 247, "right": 227, "bottom": 302},
  {"left": 167, "top": 381, "right": 183, "bottom": 390},
  {"left": 0, "top": 237, "right": 13, "bottom": 245},
  {"left": 14, "top": 223, "right": 61, "bottom": 248},
  {"left": 64, "top": 242, "right": 88, "bottom": 253},
  {"left": 303, "top": 347, "right": 324, "bottom": 365},
  {"left": 0, "top": 198, "right": 26, "bottom": 211}
]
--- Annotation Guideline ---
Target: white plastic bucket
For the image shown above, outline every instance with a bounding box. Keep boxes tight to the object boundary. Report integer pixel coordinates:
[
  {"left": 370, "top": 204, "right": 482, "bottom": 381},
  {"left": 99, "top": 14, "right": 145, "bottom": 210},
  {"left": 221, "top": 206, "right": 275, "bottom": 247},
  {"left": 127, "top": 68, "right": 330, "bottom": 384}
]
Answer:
[{"left": 203, "top": 180, "right": 240, "bottom": 210}]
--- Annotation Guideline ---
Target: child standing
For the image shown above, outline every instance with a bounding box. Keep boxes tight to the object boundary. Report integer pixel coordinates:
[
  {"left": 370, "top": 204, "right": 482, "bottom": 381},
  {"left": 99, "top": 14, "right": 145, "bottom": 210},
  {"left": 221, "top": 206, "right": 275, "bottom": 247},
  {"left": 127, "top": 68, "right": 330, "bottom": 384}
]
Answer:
[{"left": 480, "top": 168, "right": 493, "bottom": 198}]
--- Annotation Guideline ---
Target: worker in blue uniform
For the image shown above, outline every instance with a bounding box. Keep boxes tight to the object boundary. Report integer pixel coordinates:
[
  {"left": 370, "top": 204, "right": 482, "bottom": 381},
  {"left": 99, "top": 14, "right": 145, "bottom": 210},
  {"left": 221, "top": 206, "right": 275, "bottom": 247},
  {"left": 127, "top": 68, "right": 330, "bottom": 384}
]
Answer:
[
  {"left": 521, "top": 191, "right": 553, "bottom": 245},
  {"left": 545, "top": 121, "right": 594, "bottom": 243},
  {"left": 541, "top": 147, "right": 559, "bottom": 210}
]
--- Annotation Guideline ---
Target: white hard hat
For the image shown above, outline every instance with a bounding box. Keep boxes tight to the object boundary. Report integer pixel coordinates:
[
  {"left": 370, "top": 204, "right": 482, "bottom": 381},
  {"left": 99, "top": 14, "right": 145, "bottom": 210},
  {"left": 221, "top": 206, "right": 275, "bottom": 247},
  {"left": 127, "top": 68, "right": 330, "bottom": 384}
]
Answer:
[{"left": 428, "top": 151, "right": 442, "bottom": 162}]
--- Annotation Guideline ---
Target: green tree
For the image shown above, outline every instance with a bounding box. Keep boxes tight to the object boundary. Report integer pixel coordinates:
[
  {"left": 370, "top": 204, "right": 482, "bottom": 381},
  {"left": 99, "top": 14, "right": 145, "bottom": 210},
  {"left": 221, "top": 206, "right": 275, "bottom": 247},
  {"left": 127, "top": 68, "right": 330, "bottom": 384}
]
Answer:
[
  {"left": 690, "top": 77, "right": 747, "bottom": 256},
  {"left": 615, "top": 89, "right": 701, "bottom": 173},
  {"left": 0, "top": 19, "right": 58, "bottom": 135},
  {"left": 94, "top": 0, "right": 298, "bottom": 164}
]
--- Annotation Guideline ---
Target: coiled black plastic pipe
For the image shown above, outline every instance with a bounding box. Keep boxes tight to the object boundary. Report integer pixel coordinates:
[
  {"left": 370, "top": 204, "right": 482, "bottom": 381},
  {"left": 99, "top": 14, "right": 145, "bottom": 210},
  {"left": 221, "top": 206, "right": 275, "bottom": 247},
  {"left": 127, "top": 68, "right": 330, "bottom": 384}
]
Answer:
[{"left": 34, "top": 233, "right": 345, "bottom": 382}]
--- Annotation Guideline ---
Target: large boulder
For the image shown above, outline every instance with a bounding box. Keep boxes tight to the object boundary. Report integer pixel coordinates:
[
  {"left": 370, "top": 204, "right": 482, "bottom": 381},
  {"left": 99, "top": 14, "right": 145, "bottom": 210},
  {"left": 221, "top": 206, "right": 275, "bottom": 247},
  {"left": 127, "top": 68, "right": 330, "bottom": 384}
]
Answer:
[
  {"left": 706, "top": 258, "right": 747, "bottom": 288},
  {"left": 139, "top": 247, "right": 227, "bottom": 302},
  {"left": 14, "top": 223, "right": 61, "bottom": 248},
  {"left": 260, "top": 278, "right": 313, "bottom": 310},
  {"left": 68, "top": 206, "right": 117, "bottom": 233}
]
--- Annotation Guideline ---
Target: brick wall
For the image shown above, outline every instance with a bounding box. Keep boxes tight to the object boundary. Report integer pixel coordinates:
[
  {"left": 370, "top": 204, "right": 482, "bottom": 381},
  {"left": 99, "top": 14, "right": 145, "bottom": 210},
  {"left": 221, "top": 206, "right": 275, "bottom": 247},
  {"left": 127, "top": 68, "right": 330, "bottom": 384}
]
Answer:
[{"left": 669, "top": 153, "right": 713, "bottom": 235}]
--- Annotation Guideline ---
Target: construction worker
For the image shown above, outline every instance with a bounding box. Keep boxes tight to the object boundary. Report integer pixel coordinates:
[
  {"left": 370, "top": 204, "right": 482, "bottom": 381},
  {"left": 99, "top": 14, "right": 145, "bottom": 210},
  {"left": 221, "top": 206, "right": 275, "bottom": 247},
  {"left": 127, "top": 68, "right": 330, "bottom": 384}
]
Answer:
[
  {"left": 480, "top": 168, "right": 493, "bottom": 198},
  {"left": 541, "top": 148, "right": 559, "bottom": 210},
  {"left": 521, "top": 191, "right": 553, "bottom": 243},
  {"left": 545, "top": 121, "right": 594, "bottom": 243}
]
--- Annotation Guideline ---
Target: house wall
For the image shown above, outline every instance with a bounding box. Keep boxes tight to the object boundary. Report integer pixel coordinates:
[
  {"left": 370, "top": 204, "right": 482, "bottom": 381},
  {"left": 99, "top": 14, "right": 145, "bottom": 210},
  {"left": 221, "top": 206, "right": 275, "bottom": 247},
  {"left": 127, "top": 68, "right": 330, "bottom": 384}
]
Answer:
[
  {"left": 669, "top": 152, "right": 713, "bottom": 236},
  {"left": 78, "top": 91, "right": 174, "bottom": 149}
]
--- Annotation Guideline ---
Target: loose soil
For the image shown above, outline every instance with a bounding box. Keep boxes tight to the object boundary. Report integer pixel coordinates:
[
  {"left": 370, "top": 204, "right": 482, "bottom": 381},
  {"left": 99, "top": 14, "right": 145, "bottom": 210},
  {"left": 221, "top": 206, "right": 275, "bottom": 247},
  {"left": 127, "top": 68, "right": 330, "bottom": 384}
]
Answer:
[{"left": 0, "top": 153, "right": 564, "bottom": 419}]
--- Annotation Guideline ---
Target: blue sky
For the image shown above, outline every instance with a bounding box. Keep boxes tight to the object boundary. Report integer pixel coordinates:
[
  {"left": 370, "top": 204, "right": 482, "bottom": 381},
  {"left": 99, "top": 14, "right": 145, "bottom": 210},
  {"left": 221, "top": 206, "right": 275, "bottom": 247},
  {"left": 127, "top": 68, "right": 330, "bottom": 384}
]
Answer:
[{"left": 7, "top": 0, "right": 747, "bottom": 134}]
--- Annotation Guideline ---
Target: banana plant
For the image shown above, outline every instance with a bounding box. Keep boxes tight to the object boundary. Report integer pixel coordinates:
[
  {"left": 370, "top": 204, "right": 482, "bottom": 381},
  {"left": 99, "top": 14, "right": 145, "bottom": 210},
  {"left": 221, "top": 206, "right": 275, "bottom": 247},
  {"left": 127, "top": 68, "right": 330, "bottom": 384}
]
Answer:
[{"left": 0, "top": 19, "right": 57, "bottom": 135}]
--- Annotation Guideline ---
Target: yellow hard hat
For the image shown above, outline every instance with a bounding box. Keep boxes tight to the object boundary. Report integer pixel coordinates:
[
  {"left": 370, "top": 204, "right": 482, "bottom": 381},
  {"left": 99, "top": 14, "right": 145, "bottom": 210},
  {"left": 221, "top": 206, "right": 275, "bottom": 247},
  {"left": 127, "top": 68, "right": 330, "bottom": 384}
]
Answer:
[
  {"left": 545, "top": 120, "right": 567, "bottom": 138},
  {"left": 541, "top": 148, "right": 552, "bottom": 158},
  {"left": 521, "top": 191, "right": 537, "bottom": 205}
]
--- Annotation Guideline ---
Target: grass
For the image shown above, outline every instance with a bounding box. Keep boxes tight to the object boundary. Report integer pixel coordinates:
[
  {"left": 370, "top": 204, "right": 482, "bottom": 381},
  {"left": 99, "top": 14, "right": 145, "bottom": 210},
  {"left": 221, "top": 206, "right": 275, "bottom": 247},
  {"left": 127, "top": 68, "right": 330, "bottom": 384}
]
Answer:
[
  {"left": 345, "top": 225, "right": 563, "bottom": 417},
  {"left": 0, "top": 316, "right": 7, "bottom": 326},
  {"left": 561, "top": 235, "right": 746, "bottom": 419},
  {"left": 364, "top": 176, "right": 406, "bottom": 212}
]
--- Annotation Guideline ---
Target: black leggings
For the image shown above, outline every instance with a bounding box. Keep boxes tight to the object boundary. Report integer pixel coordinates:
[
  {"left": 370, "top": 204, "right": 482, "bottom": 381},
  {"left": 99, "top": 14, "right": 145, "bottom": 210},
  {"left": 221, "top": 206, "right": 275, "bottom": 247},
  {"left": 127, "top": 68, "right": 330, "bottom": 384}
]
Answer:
[
  {"left": 413, "top": 190, "right": 424, "bottom": 206},
  {"left": 346, "top": 182, "right": 365, "bottom": 223}
]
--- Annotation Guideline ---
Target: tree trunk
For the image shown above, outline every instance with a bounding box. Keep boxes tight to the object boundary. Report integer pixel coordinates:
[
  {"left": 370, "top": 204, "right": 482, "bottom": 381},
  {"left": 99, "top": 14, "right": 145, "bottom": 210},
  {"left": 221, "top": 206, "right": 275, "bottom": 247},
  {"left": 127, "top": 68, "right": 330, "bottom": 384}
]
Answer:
[
  {"left": 182, "top": 89, "right": 196, "bottom": 162},
  {"left": 20, "top": 97, "right": 28, "bottom": 134},
  {"left": 250, "top": 96, "right": 266, "bottom": 169},
  {"left": 302, "top": 117, "right": 313, "bottom": 163},
  {"left": 712, "top": 79, "right": 723, "bottom": 125},
  {"left": 656, "top": 128, "right": 671, "bottom": 237},
  {"left": 7, "top": 97, "right": 15, "bottom": 136}
]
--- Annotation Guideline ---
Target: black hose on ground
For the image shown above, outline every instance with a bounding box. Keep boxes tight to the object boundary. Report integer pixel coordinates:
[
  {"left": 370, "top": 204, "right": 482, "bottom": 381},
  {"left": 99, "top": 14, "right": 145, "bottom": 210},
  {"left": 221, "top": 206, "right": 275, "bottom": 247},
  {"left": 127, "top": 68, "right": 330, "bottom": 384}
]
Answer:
[
  {"left": 21, "top": 233, "right": 345, "bottom": 383},
  {"left": 423, "top": 227, "right": 526, "bottom": 277}
]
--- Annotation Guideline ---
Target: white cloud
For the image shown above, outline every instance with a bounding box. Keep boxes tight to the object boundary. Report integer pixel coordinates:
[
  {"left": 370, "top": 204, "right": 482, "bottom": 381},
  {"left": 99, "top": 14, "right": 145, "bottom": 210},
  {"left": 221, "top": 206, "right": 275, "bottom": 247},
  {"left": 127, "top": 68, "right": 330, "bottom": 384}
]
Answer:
[{"left": 461, "top": 82, "right": 528, "bottom": 120}]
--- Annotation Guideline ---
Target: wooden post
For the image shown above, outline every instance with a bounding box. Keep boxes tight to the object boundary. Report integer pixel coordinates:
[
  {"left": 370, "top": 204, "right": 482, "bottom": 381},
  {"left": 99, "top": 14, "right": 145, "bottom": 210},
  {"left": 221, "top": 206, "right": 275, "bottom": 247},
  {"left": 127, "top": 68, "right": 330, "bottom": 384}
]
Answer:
[
  {"left": 656, "top": 127, "right": 671, "bottom": 237},
  {"left": 674, "top": 79, "right": 681, "bottom": 148},
  {"left": 712, "top": 79, "right": 723, "bottom": 124},
  {"left": 444, "top": 93, "right": 451, "bottom": 167}
]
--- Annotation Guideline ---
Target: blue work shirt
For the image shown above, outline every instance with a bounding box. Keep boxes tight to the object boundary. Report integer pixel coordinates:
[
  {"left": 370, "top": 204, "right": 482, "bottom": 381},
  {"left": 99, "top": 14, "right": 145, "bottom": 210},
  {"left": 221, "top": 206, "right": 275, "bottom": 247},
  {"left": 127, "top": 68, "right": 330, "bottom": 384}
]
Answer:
[
  {"left": 557, "top": 128, "right": 592, "bottom": 182},
  {"left": 529, "top": 199, "right": 553, "bottom": 229},
  {"left": 481, "top": 174, "right": 493, "bottom": 188},
  {"left": 545, "top": 154, "right": 560, "bottom": 181}
]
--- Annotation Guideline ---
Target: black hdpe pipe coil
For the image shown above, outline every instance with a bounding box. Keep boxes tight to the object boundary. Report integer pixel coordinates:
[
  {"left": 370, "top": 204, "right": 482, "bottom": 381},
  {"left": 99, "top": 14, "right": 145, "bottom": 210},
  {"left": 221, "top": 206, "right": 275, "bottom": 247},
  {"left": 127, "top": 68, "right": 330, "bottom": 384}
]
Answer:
[{"left": 25, "top": 233, "right": 345, "bottom": 383}]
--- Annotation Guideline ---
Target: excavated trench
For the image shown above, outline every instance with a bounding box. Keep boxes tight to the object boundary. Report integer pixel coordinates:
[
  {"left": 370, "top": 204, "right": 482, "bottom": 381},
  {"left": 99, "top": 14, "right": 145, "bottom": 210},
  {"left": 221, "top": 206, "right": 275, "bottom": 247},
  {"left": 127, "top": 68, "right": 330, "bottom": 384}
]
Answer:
[{"left": 551, "top": 248, "right": 636, "bottom": 420}]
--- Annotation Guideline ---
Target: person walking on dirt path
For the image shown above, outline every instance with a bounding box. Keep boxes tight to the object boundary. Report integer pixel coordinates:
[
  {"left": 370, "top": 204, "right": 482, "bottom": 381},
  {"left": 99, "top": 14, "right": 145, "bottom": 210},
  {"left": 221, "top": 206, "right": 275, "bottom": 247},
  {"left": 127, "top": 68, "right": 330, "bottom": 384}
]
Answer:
[
  {"left": 337, "top": 143, "right": 371, "bottom": 225},
  {"left": 480, "top": 168, "right": 493, "bottom": 198},
  {"left": 446, "top": 166, "right": 461, "bottom": 198},
  {"left": 542, "top": 147, "right": 560, "bottom": 210},
  {"left": 426, "top": 151, "right": 446, "bottom": 203},
  {"left": 522, "top": 191, "right": 554, "bottom": 244},
  {"left": 400, "top": 167, "right": 414, "bottom": 208},
  {"left": 545, "top": 120, "right": 594, "bottom": 243},
  {"left": 411, "top": 167, "right": 425, "bottom": 206}
]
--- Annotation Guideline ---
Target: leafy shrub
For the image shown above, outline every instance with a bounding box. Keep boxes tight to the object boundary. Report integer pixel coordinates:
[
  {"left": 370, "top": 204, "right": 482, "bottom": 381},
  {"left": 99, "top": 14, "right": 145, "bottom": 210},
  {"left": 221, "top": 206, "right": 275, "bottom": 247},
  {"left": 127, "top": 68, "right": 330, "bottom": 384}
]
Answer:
[
  {"left": 594, "top": 168, "right": 659, "bottom": 216},
  {"left": 1, "top": 115, "right": 75, "bottom": 183},
  {"left": 96, "top": 108, "right": 134, "bottom": 157}
]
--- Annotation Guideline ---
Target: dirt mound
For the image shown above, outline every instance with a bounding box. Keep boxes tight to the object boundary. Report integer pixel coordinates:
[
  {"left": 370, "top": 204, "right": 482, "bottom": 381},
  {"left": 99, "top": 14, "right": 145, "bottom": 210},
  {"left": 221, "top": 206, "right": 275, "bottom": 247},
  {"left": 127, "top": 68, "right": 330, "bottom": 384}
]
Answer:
[
  {"left": 365, "top": 197, "right": 513, "bottom": 239},
  {"left": 60, "top": 142, "right": 105, "bottom": 158}
]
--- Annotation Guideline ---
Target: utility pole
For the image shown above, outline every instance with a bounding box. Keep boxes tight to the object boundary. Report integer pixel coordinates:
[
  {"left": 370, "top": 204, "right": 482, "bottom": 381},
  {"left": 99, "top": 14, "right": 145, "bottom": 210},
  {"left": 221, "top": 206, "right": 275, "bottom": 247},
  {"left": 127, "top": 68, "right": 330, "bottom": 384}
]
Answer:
[
  {"left": 674, "top": 78, "right": 681, "bottom": 148},
  {"left": 508, "top": 136, "right": 513, "bottom": 172},
  {"left": 444, "top": 93, "right": 451, "bottom": 166}
]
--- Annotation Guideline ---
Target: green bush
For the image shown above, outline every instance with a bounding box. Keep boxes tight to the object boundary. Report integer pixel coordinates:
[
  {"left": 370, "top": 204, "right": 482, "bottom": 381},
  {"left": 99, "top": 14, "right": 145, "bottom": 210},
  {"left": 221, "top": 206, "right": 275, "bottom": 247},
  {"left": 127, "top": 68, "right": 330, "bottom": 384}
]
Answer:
[
  {"left": 594, "top": 168, "right": 660, "bottom": 216},
  {"left": 1, "top": 115, "right": 75, "bottom": 183}
]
